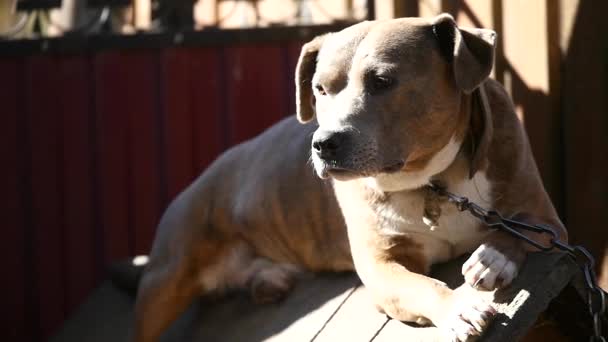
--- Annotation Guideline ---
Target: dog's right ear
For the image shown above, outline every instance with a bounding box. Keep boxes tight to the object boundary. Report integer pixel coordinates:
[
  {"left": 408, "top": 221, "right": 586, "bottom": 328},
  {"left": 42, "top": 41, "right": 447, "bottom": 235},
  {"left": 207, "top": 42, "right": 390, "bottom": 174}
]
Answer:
[
  {"left": 432, "top": 14, "right": 496, "bottom": 178},
  {"left": 295, "top": 34, "right": 326, "bottom": 123}
]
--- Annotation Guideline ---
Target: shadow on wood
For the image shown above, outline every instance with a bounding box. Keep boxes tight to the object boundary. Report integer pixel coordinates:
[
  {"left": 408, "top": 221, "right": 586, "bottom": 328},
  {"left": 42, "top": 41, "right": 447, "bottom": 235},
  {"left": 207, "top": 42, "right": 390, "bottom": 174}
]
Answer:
[{"left": 52, "top": 252, "right": 581, "bottom": 341}]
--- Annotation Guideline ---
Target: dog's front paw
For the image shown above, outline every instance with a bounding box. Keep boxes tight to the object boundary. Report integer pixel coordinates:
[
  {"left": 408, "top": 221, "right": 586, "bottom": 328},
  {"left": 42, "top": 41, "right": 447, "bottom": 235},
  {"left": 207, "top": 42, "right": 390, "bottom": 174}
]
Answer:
[
  {"left": 436, "top": 286, "right": 497, "bottom": 342},
  {"left": 462, "top": 242, "right": 522, "bottom": 290}
]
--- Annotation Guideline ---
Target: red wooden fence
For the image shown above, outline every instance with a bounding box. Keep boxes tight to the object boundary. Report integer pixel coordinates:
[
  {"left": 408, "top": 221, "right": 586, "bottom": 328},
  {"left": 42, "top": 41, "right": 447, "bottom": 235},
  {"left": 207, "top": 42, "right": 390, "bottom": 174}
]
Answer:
[{"left": 0, "top": 26, "right": 336, "bottom": 341}]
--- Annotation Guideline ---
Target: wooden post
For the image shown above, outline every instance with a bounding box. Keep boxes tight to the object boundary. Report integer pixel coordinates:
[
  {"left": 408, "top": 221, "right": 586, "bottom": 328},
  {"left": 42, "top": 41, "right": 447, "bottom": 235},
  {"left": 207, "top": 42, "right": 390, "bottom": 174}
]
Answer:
[
  {"left": 374, "top": 0, "right": 418, "bottom": 20},
  {"left": 133, "top": 0, "right": 151, "bottom": 30},
  {"left": 0, "top": 0, "right": 17, "bottom": 33},
  {"left": 559, "top": 0, "right": 608, "bottom": 290}
]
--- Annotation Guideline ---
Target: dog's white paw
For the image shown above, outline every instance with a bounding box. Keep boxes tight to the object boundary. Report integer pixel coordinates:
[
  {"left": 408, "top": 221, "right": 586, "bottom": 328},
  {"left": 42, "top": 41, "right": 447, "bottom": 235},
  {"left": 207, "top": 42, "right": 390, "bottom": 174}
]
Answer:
[
  {"left": 462, "top": 244, "right": 519, "bottom": 290},
  {"left": 436, "top": 286, "right": 497, "bottom": 342},
  {"left": 443, "top": 305, "right": 495, "bottom": 341}
]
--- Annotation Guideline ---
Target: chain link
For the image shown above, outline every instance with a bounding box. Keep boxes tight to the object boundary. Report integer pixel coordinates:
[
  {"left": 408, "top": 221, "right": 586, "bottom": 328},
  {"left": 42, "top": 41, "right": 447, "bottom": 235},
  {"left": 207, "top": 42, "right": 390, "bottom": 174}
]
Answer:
[{"left": 428, "top": 182, "right": 607, "bottom": 341}]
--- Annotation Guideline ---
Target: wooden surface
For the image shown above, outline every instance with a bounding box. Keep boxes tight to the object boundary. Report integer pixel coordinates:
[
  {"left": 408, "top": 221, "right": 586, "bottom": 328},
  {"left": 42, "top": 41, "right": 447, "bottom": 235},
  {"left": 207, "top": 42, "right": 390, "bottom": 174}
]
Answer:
[{"left": 51, "top": 252, "right": 578, "bottom": 342}]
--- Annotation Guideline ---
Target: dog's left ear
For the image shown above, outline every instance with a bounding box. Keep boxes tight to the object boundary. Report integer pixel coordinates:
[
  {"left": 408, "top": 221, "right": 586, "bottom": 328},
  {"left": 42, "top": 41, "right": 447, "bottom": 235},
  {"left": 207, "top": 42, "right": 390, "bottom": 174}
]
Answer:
[
  {"left": 295, "top": 34, "right": 327, "bottom": 123},
  {"left": 432, "top": 13, "right": 496, "bottom": 93}
]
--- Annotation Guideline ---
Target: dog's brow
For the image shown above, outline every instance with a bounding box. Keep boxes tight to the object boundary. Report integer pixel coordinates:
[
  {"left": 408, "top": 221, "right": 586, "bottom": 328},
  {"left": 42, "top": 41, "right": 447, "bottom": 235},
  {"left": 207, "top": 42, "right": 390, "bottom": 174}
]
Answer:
[
  {"left": 315, "top": 71, "right": 348, "bottom": 94},
  {"left": 363, "top": 63, "right": 398, "bottom": 77}
]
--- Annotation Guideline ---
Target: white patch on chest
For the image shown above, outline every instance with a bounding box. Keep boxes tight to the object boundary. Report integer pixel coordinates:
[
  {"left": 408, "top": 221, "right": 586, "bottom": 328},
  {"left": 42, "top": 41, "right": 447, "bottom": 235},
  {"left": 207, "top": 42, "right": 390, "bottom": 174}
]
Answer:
[
  {"left": 374, "top": 171, "right": 493, "bottom": 264},
  {"left": 365, "top": 137, "right": 462, "bottom": 192}
]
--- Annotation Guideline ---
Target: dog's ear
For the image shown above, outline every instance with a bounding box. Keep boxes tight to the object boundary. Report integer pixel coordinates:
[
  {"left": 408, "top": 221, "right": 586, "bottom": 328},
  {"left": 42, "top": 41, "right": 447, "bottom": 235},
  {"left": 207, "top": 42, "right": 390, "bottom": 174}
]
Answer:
[
  {"left": 295, "top": 34, "right": 326, "bottom": 123},
  {"left": 432, "top": 14, "right": 495, "bottom": 178},
  {"left": 432, "top": 13, "right": 496, "bottom": 93},
  {"left": 468, "top": 84, "right": 493, "bottom": 178}
]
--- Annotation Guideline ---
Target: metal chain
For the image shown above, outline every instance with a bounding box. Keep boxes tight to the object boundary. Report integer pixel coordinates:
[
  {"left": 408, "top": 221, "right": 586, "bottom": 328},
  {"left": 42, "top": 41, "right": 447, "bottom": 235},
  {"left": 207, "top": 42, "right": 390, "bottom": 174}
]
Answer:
[{"left": 427, "top": 182, "right": 607, "bottom": 341}]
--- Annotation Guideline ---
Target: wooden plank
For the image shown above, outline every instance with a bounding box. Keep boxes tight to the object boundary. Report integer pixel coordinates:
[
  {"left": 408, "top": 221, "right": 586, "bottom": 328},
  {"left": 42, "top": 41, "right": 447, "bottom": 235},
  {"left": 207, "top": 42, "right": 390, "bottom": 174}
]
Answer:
[
  {"left": 52, "top": 253, "right": 576, "bottom": 341},
  {"left": 58, "top": 55, "right": 98, "bottom": 314},
  {"left": 51, "top": 275, "right": 360, "bottom": 342},
  {"left": 162, "top": 273, "right": 361, "bottom": 341},
  {"left": 161, "top": 47, "right": 224, "bottom": 202},
  {"left": 50, "top": 282, "right": 136, "bottom": 342},
  {"left": 161, "top": 48, "right": 195, "bottom": 201},
  {"left": 265, "top": 278, "right": 359, "bottom": 342},
  {"left": 126, "top": 51, "right": 163, "bottom": 256},
  {"left": 25, "top": 55, "right": 67, "bottom": 339},
  {"left": 560, "top": 0, "right": 608, "bottom": 289},
  {"left": 0, "top": 58, "right": 28, "bottom": 341},
  {"left": 224, "top": 44, "right": 288, "bottom": 146},
  {"left": 455, "top": 1, "right": 495, "bottom": 29},
  {"left": 375, "top": 0, "right": 419, "bottom": 19},
  {"left": 373, "top": 319, "right": 441, "bottom": 342},
  {"left": 419, "top": 0, "right": 442, "bottom": 17},
  {"left": 94, "top": 51, "right": 132, "bottom": 264},
  {"left": 501, "top": 0, "right": 563, "bottom": 210},
  {"left": 482, "top": 252, "right": 577, "bottom": 340},
  {"left": 312, "top": 286, "right": 388, "bottom": 342},
  {"left": 95, "top": 50, "right": 164, "bottom": 258},
  {"left": 189, "top": 47, "right": 224, "bottom": 174}
]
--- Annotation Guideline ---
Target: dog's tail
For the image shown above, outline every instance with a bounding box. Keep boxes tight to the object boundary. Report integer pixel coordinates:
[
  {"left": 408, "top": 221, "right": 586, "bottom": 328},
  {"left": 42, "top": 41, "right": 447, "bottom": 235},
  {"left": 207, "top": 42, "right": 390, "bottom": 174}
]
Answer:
[{"left": 107, "top": 255, "right": 148, "bottom": 296}]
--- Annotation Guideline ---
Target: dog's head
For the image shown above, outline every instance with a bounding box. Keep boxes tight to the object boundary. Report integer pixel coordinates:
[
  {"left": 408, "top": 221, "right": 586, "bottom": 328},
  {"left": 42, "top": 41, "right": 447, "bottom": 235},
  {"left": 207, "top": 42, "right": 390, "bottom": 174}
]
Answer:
[{"left": 295, "top": 14, "right": 496, "bottom": 191}]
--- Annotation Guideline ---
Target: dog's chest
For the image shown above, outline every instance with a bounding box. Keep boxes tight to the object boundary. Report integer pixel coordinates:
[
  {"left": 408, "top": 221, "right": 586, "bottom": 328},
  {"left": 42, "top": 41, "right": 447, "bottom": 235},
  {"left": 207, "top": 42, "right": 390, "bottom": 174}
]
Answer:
[{"left": 375, "top": 172, "right": 493, "bottom": 262}]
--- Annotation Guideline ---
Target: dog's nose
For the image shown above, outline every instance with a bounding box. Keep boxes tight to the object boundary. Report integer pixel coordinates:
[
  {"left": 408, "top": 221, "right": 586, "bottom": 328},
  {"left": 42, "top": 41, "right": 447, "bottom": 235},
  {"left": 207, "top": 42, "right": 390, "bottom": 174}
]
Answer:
[{"left": 312, "top": 130, "right": 347, "bottom": 159}]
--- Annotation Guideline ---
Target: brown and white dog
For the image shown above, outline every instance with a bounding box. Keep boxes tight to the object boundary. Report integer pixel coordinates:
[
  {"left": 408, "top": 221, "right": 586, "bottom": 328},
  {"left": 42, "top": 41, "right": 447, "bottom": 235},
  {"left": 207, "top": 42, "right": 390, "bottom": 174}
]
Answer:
[{"left": 133, "top": 14, "right": 567, "bottom": 341}]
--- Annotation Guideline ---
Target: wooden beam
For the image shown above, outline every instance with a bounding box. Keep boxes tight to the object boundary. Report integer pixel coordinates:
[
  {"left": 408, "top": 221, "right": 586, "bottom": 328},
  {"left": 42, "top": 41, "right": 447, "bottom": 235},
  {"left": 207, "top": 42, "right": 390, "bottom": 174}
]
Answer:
[{"left": 133, "top": 0, "right": 151, "bottom": 30}]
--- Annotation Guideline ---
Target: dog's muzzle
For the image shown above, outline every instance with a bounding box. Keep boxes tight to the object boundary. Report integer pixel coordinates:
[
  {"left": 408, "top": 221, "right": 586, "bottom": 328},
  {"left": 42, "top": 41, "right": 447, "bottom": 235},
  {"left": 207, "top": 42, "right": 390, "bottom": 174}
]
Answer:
[
  {"left": 311, "top": 129, "right": 356, "bottom": 179},
  {"left": 311, "top": 129, "right": 406, "bottom": 180},
  {"left": 312, "top": 130, "right": 349, "bottom": 161}
]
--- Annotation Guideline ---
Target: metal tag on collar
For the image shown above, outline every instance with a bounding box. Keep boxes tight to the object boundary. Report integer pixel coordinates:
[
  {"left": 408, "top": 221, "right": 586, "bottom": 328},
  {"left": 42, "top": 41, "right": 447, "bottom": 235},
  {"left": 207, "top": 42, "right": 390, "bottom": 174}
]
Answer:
[{"left": 423, "top": 180, "right": 448, "bottom": 230}]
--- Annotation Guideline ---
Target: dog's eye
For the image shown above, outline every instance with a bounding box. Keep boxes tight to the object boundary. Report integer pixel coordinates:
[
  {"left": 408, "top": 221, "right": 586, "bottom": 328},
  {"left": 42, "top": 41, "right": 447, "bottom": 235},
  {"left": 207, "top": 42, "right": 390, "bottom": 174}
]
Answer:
[
  {"left": 314, "top": 84, "right": 327, "bottom": 96},
  {"left": 368, "top": 75, "right": 395, "bottom": 93}
]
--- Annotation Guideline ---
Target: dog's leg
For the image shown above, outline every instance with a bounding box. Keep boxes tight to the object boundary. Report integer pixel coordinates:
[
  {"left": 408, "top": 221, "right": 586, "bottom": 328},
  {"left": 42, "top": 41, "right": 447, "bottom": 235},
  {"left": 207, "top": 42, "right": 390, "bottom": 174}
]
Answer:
[
  {"left": 133, "top": 260, "right": 199, "bottom": 342},
  {"left": 366, "top": 262, "right": 496, "bottom": 341},
  {"left": 132, "top": 237, "right": 233, "bottom": 342},
  {"left": 133, "top": 236, "right": 301, "bottom": 342},
  {"left": 353, "top": 243, "right": 495, "bottom": 342}
]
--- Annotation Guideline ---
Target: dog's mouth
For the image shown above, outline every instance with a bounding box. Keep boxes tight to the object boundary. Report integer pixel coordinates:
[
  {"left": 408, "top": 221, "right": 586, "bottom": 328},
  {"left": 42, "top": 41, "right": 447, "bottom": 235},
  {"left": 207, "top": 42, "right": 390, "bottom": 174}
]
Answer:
[
  {"left": 315, "top": 164, "right": 360, "bottom": 181},
  {"left": 318, "top": 160, "right": 405, "bottom": 181},
  {"left": 325, "top": 167, "right": 361, "bottom": 181},
  {"left": 381, "top": 160, "right": 405, "bottom": 173}
]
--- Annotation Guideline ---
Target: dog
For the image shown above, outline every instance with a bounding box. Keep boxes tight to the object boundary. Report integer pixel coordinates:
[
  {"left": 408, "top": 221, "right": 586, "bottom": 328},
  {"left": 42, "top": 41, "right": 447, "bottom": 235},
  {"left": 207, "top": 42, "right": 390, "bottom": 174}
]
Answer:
[{"left": 133, "top": 14, "right": 567, "bottom": 341}]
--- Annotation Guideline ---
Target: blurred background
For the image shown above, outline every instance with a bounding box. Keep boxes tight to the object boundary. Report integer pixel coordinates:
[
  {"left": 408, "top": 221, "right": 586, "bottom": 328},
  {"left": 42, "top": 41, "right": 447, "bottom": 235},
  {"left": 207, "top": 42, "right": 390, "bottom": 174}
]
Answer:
[{"left": 1, "top": 0, "right": 606, "bottom": 341}]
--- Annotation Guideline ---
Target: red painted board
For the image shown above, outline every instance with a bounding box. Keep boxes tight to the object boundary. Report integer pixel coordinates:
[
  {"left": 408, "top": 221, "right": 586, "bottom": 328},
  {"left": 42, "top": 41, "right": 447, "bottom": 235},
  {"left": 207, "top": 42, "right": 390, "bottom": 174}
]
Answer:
[
  {"left": 161, "top": 48, "right": 195, "bottom": 202},
  {"left": 188, "top": 48, "right": 224, "bottom": 176},
  {"left": 161, "top": 47, "right": 224, "bottom": 204},
  {"left": 95, "top": 50, "right": 163, "bottom": 258},
  {"left": 126, "top": 51, "right": 162, "bottom": 256},
  {"left": 225, "top": 44, "right": 288, "bottom": 146},
  {"left": 25, "top": 55, "right": 66, "bottom": 339},
  {"left": 94, "top": 52, "right": 133, "bottom": 263},
  {"left": 0, "top": 59, "right": 28, "bottom": 341},
  {"left": 58, "top": 56, "right": 98, "bottom": 314}
]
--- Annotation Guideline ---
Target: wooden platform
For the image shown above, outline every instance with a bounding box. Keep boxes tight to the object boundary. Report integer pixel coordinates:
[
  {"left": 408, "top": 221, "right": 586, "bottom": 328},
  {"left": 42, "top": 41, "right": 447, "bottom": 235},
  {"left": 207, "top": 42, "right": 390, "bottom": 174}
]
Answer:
[{"left": 51, "top": 252, "right": 579, "bottom": 342}]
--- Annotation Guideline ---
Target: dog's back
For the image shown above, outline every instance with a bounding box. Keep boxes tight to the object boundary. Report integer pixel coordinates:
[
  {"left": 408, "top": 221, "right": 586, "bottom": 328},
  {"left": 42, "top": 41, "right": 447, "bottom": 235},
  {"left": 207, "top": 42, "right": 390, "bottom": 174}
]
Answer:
[
  {"left": 182, "top": 116, "right": 352, "bottom": 270},
  {"left": 133, "top": 116, "right": 353, "bottom": 340}
]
